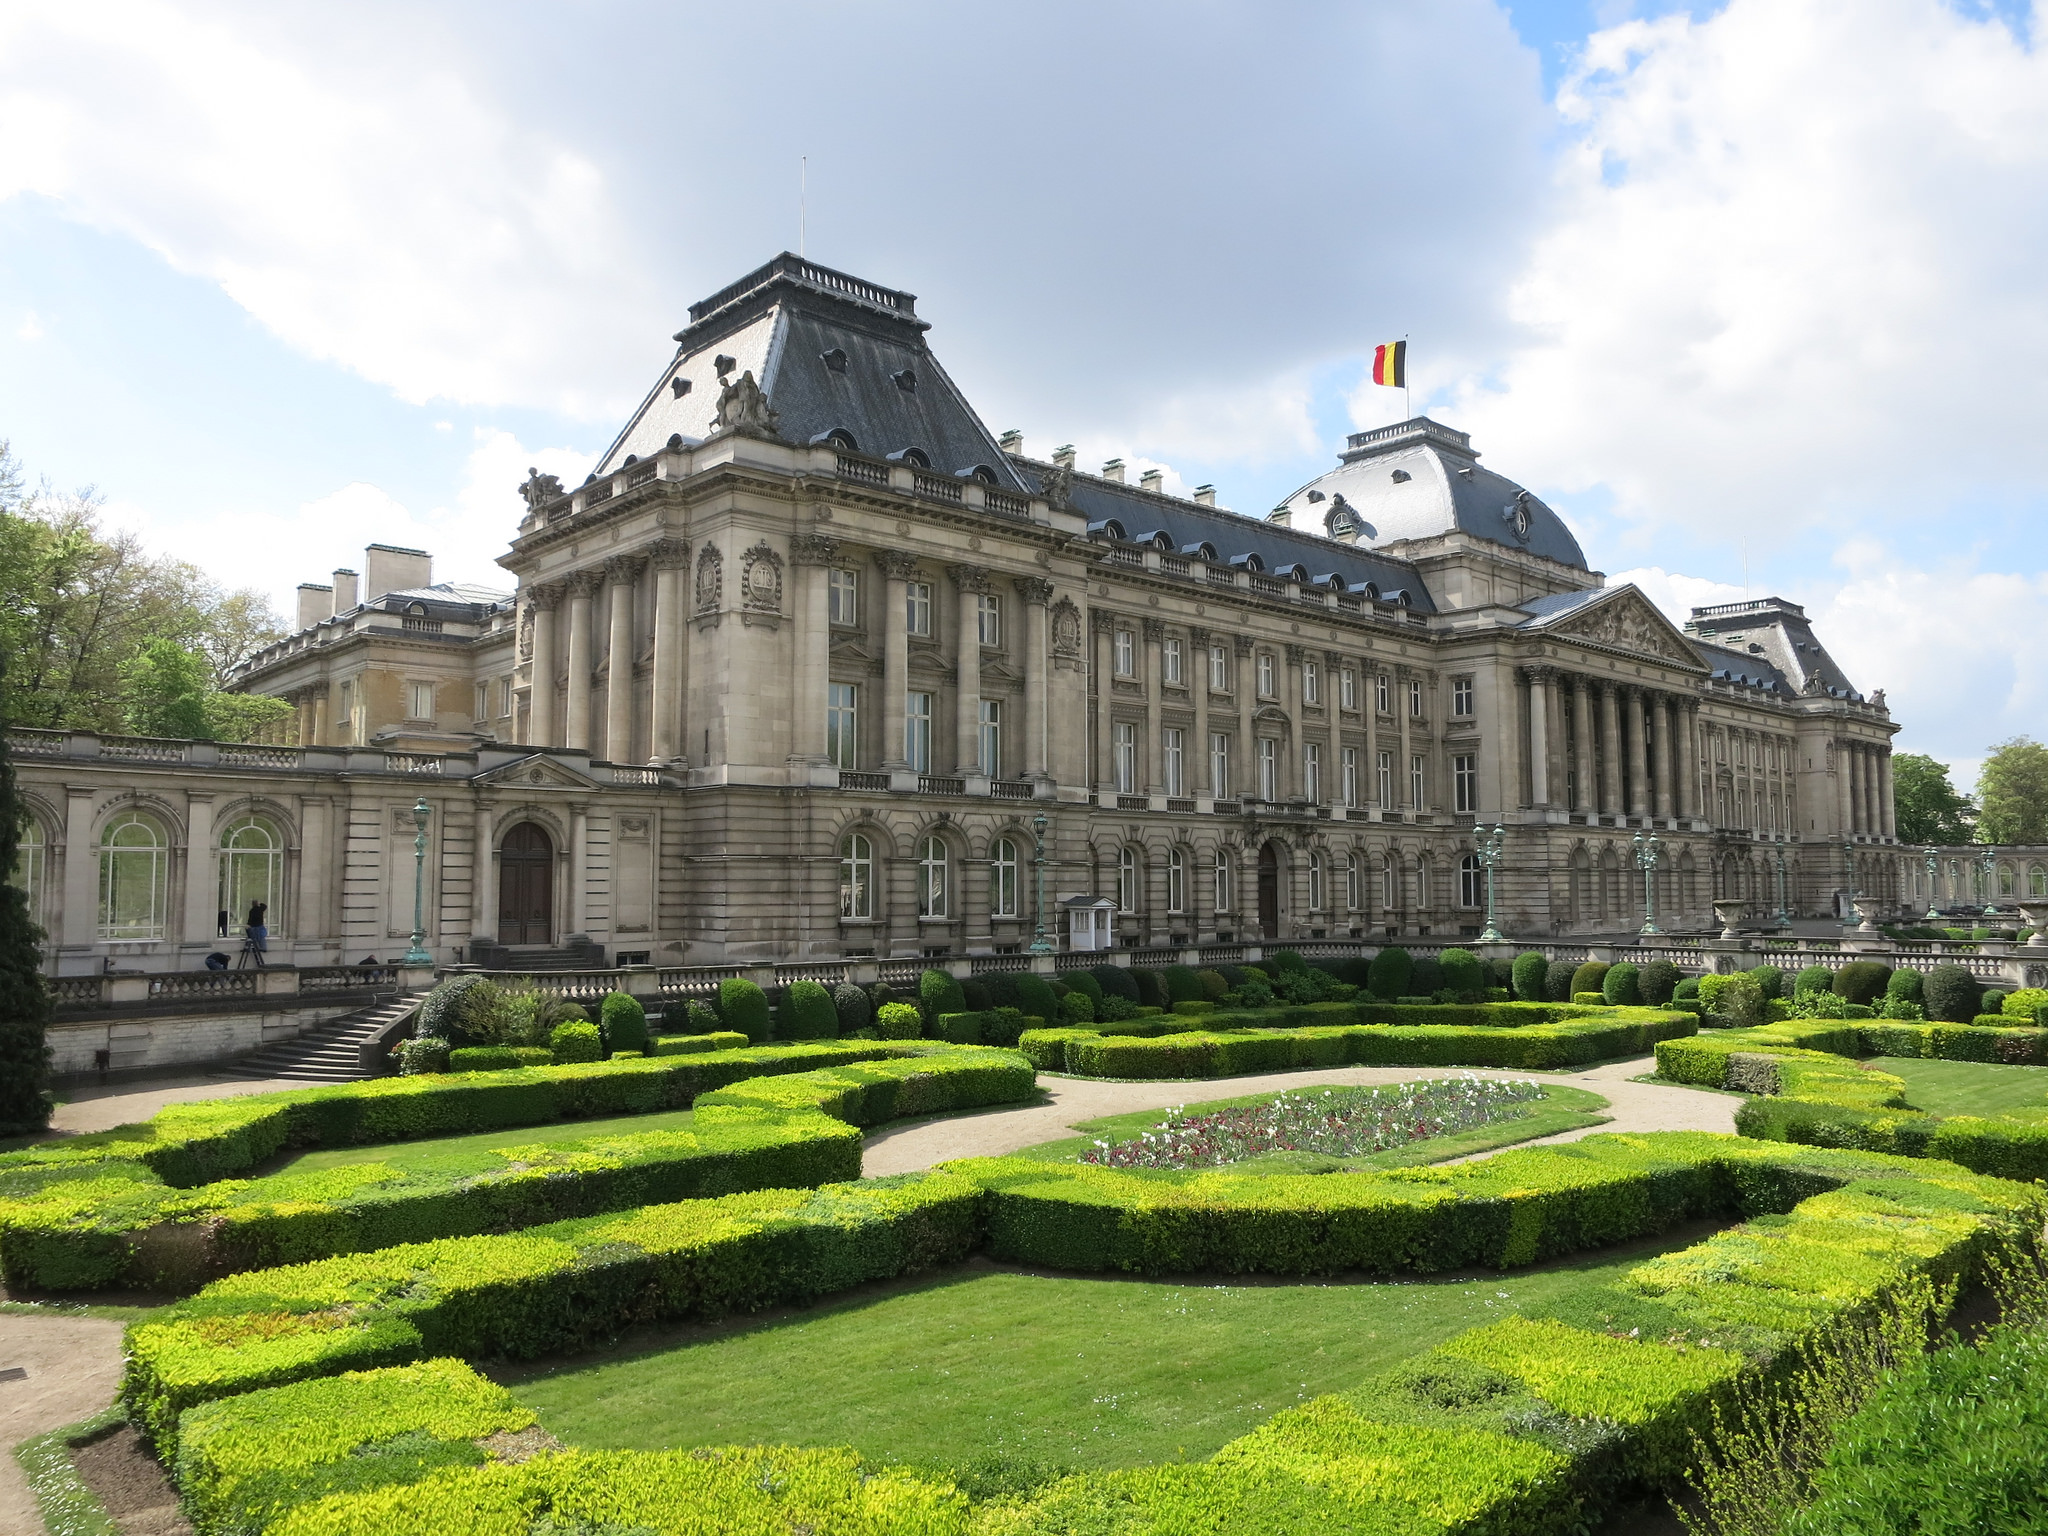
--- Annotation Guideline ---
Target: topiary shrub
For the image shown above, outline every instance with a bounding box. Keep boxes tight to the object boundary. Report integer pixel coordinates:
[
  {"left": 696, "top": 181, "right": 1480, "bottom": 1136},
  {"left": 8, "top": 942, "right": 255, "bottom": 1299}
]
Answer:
[
  {"left": 1926, "top": 963, "right": 1981, "bottom": 1024},
  {"left": 1161, "top": 965, "right": 1204, "bottom": 1004},
  {"left": 1271, "top": 948, "right": 1308, "bottom": 972},
  {"left": 1016, "top": 973, "right": 1060, "bottom": 1024},
  {"left": 1409, "top": 955, "right": 1443, "bottom": 997},
  {"left": 876, "top": 1002, "right": 922, "bottom": 1040},
  {"left": 396, "top": 1036, "right": 450, "bottom": 1074},
  {"left": 1637, "top": 960, "right": 1680, "bottom": 1006},
  {"left": 2001, "top": 987, "right": 2048, "bottom": 1019},
  {"left": 1980, "top": 989, "right": 2009, "bottom": 1016},
  {"left": 1793, "top": 965, "right": 1833, "bottom": 999},
  {"left": 785, "top": 980, "right": 838, "bottom": 1040},
  {"left": 1570, "top": 961, "right": 1610, "bottom": 999},
  {"left": 1748, "top": 965, "right": 1784, "bottom": 1002},
  {"left": 1721, "top": 972, "right": 1766, "bottom": 1027},
  {"left": 1511, "top": 951, "right": 1548, "bottom": 1003},
  {"left": 1097, "top": 994, "right": 1141, "bottom": 1021},
  {"left": 718, "top": 978, "right": 772, "bottom": 1043},
  {"left": 1367, "top": 947, "right": 1413, "bottom": 999},
  {"left": 1880, "top": 996, "right": 1927, "bottom": 1021},
  {"left": 598, "top": 992, "right": 648, "bottom": 1055},
  {"left": 1886, "top": 969, "right": 1925, "bottom": 1005},
  {"left": 1832, "top": 961, "right": 1894, "bottom": 1006},
  {"left": 981, "top": 1007, "right": 1029, "bottom": 1049},
  {"left": 1438, "top": 948, "right": 1485, "bottom": 998},
  {"left": 1602, "top": 962, "right": 1642, "bottom": 1007},
  {"left": 1090, "top": 965, "right": 1138, "bottom": 1003},
  {"left": 1697, "top": 973, "right": 1730, "bottom": 1013},
  {"left": 831, "top": 982, "right": 872, "bottom": 1034},
  {"left": 447, "top": 1046, "right": 525, "bottom": 1073},
  {"left": 417, "top": 975, "right": 506, "bottom": 1045},
  {"left": 959, "top": 977, "right": 992, "bottom": 1012},
  {"left": 1545, "top": 959, "right": 1579, "bottom": 1003},
  {"left": 548, "top": 1021, "right": 601, "bottom": 1063},
  {"left": 1196, "top": 968, "right": 1230, "bottom": 1001},
  {"left": 1674, "top": 976, "right": 1700, "bottom": 1001},
  {"left": 1059, "top": 992, "right": 1096, "bottom": 1026}
]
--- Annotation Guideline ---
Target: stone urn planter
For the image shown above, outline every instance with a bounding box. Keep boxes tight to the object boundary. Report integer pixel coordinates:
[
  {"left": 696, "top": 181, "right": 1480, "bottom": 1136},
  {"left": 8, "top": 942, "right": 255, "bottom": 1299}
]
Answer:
[
  {"left": 2019, "top": 901, "right": 2048, "bottom": 950},
  {"left": 1851, "top": 899, "right": 1883, "bottom": 935},
  {"left": 1712, "top": 899, "right": 1746, "bottom": 940}
]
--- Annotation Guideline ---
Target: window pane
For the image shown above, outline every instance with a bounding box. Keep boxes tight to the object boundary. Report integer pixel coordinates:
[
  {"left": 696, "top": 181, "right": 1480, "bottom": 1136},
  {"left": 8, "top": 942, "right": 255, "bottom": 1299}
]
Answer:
[
  {"left": 978, "top": 700, "right": 1001, "bottom": 777},
  {"left": 827, "top": 683, "right": 858, "bottom": 770},
  {"left": 906, "top": 692, "right": 932, "bottom": 772}
]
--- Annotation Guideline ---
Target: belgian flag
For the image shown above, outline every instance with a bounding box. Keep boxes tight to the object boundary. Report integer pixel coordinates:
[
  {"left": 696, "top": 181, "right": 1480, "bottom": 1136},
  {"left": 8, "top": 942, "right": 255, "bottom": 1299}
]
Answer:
[{"left": 1372, "top": 340, "right": 1406, "bottom": 388}]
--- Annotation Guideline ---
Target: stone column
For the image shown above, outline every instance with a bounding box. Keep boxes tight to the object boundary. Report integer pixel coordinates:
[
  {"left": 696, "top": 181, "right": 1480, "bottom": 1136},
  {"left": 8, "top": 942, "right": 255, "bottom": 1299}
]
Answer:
[
  {"left": 1016, "top": 578, "right": 1054, "bottom": 781},
  {"left": 526, "top": 583, "right": 562, "bottom": 748},
  {"left": 563, "top": 570, "right": 599, "bottom": 752},
  {"left": 1364, "top": 662, "right": 1381, "bottom": 808},
  {"left": 1525, "top": 666, "right": 1551, "bottom": 808},
  {"left": 1864, "top": 747, "right": 1882, "bottom": 836},
  {"left": 1879, "top": 749, "right": 1896, "bottom": 838},
  {"left": 878, "top": 552, "right": 916, "bottom": 770},
  {"left": 1676, "top": 702, "right": 1698, "bottom": 820},
  {"left": 1597, "top": 683, "right": 1622, "bottom": 815},
  {"left": 949, "top": 564, "right": 988, "bottom": 774},
  {"left": 1234, "top": 635, "right": 1255, "bottom": 801},
  {"left": 1189, "top": 629, "right": 1214, "bottom": 795},
  {"left": 570, "top": 803, "right": 589, "bottom": 934},
  {"left": 788, "top": 536, "right": 837, "bottom": 770},
  {"left": 1284, "top": 645, "right": 1308, "bottom": 800},
  {"left": 295, "top": 795, "right": 329, "bottom": 944},
  {"left": 602, "top": 554, "right": 643, "bottom": 763},
  {"left": 1395, "top": 665, "right": 1414, "bottom": 810},
  {"left": 311, "top": 690, "right": 330, "bottom": 748},
  {"left": 1569, "top": 676, "right": 1593, "bottom": 815},
  {"left": 647, "top": 542, "right": 689, "bottom": 764},
  {"left": 183, "top": 791, "right": 217, "bottom": 947},
  {"left": 1092, "top": 610, "right": 1118, "bottom": 792},
  {"left": 62, "top": 785, "right": 96, "bottom": 951},
  {"left": 1652, "top": 694, "right": 1674, "bottom": 818},
  {"left": 473, "top": 802, "right": 496, "bottom": 942},
  {"left": 1620, "top": 687, "right": 1647, "bottom": 817},
  {"left": 1144, "top": 619, "right": 1168, "bottom": 792},
  {"left": 1834, "top": 739, "right": 1854, "bottom": 837}
]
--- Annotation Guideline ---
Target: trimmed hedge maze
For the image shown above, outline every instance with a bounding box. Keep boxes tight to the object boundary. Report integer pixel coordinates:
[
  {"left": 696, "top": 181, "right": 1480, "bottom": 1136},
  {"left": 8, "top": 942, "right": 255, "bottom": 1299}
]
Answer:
[
  {"left": 125, "top": 1131, "right": 2042, "bottom": 1536},
  {"left": 1657, "top": 1019, "right": 2048, "bottom": 1181},
  {"left": 0, "top": 1042, "right": 1034, "bottom": 1292}
]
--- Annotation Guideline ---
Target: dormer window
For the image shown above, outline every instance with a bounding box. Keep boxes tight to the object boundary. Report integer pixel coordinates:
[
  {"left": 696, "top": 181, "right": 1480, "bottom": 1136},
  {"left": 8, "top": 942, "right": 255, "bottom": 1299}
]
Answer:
[
  {"left": 821, "top": 348, "right": 848, "bottom": 373},
  {"left": 1183, "top": 541, "right": 1219, "bottom": 561},
  {"left": 714, "top": 354, "right": 737, "bottom": 379},
  {"left": 968, "top": 465, "right": 998, "bottom": 485},
  {"left": 1391, "top": 469, "right": 1411, "bottom": 483},
  {"left": 817, "top": 428, "right": 860, "bottom": 452},
  {"left": 1229, "top": 552, "right": 1264, "bottom": 573},
  {"left": 892, "top": 368, "right": 917, "bottom": 393},
  {"left": 1306, "top": 490, "right": 1326, "bottom": 503},
  {"left": 887, "top": 446, "right": 931, "bottom": 468},
  {"left": 670, "top": 375, "right": 692, "bottom": 398}
]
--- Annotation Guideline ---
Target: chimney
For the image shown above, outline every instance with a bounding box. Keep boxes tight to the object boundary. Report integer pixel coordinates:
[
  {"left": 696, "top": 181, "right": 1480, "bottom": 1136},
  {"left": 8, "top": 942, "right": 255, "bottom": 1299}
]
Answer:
[
  {"left": 331, "top": 568, "right": 360, "bottom": 612},
  {"left": 1265, "top": 508, "right": 1293, "bottom": 528},
  {"left": 363, "top": 544, "right": 433, "bottom": 603},
  {"left": 1139, "top": 469, "right": 1164, "bottom": 495},
  {"left": 296, "top": 583, "right": 334, "bottom": 630},
  {"left": 1194, "top": 484, "right": 1217, "bottom": 507},
  {"left": 997, "top": 429, "right": 1023, "bottom": 456},
  {"left": 1052, "top": 444, "right": 1076, "bottom": 471},
  {"left": 1101, "top": 458, "right": 1125, "bottom": 484}
]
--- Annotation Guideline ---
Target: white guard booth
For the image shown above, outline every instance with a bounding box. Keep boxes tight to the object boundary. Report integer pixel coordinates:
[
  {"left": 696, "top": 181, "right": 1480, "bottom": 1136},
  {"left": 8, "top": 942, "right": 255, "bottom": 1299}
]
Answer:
[{"left": 1061, "top": 895, "right": 1116, "bottom": 953}]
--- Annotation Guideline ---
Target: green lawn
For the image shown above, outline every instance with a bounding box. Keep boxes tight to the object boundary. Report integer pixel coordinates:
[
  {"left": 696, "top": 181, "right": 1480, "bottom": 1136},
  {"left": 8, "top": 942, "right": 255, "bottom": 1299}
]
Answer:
[
  {"left": 511, "top": 1226, "right": 1703, "bottom": 1478},
  {"left": 1008, "top": 1081, "right": 1611, "bottom": 1171},
  {"left": 1881, "top": 1057, "right": 2048, "bottom": 1118},
  {"left": 266, "top": 1107, "right": 698, "bottom": 1175}
]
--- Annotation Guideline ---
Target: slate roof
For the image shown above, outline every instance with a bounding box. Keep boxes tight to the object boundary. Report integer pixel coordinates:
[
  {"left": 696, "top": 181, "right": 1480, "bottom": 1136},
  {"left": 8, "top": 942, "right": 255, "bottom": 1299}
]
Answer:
[
  {"left": 365, "top": 583, "right": 513, "bottom": 617},
  {"left": 1683, "top": 597, "right": 1861, "bottom": 698}
]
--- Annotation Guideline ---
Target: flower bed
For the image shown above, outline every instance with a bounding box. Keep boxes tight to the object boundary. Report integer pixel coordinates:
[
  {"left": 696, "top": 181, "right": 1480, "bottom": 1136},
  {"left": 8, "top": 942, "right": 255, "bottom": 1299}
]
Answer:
[{"left": 1078, "top": 1077, "right": 1546, "bottom": 1170}]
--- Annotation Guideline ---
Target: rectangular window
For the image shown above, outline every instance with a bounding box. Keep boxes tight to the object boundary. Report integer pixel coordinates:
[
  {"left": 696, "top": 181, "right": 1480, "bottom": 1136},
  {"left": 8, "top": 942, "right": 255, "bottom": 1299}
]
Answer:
[
  {"left": 1213, "top": 851, "right": 1233, "bottom": 912},
  {"left": 1303, "top": 741, "right": 1322, "bottom": 804},
  {"left": 1376, "top": 673, "right": 1390, "bottom": 714},
  {"left": 1303, "top": 660, "right": 1320, "bottom": 705},
  {"left": 1209, "top": 644, "right": 1228, "bottom": 692},
  {"left": 338, "top": 681, "right": 354, "bottom": 745},
  {"left": 1452, "top": 677, "right": 1474, "bottom": 716},
  {"left": 1114, "top": 722, "right": 1138, "bottom": 793},
  {"left": 906, "top": 581, "right": 933, "bottom": 637},
  {"left": 1411, "top": 753, "right": 1427, "bottom": 808},
  {"left": 497, "top": 677, "right": 513, "bottom": 718},
  {"left": 1162, "top": 637, "right": 1182, "bottom": 686},
  {"left": 1258, "top": 738, "right": 1278, "bottom": 802},
  {"left": 1346, "top": 856, "right": 1362, "bottom": 912},
  {"left": 1114, "top": 628, "right": 1135, "bottom": 676},
  {"left": 409, "top": 681, "right": 435, "bottom": 721},
  {"left": 1453, "top": 752, "right": 1477, "bottom": 813},
  {"left": 978, "top": 699, "right": 1001, "bottom": 776},
  {"left": 829, "top": 567, "right": 858, "bottom": 626},
  {"left": 1308, "top": 855, "right": 1325, "bottom": 912},
  {"left": 1342, "top": 746, "right": 1359, "bottom": 808},
  {"left": 1377, "top": 749, "right": 1393, "bottom": 807},
  {"left": 1210, "top": 733, "right": 1231, "bottom": 799},
  {"left": 977, "top": 593, "right": 1001, "bottom": 646},
  {"left": 474, "top": 682, "right": 488, "bottom": 721},
  {"left": 827, "top": 683, "right": 859, "bottom": 769},
  {"left": 1162, "top": 728, "right": 1184, "bottom": 796},
  {"left": 1340, "top": 668, "right": 1356, "bottom": 711},
  {"left": 906, "top": 691, "right": 932, "bottom": 772},
  {"left": 1409, "top": 679, "right": 1424, "bottom": 718},
  {"left": 1257, "top": 653, "right": 1275, "bottom": 697},
  {"left": 1167, "top": 852, "right": 1186, "bottom": 914}
]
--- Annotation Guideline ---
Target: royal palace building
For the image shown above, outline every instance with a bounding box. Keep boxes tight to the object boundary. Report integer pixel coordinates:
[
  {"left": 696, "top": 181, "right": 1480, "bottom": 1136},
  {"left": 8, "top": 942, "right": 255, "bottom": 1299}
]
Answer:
[{"left": 7, "top": 254, "right": 1909, "bottom": 974}]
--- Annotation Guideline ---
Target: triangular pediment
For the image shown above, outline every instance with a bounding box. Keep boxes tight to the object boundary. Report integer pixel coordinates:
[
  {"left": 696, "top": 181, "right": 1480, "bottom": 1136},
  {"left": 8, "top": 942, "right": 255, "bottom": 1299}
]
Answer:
[
  {"left": 1543, "top": 587, "right": 1705, "bottom": 670},
  {"left": 475, "top": 754, "right": 607, "bottom": 791}
]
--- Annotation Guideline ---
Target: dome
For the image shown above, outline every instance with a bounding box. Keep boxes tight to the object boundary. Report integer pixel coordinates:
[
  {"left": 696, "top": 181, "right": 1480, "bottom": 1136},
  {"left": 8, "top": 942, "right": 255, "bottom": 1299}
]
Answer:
[{"left": 1273, "top": 418, "right": 1587, "bottom": 569}]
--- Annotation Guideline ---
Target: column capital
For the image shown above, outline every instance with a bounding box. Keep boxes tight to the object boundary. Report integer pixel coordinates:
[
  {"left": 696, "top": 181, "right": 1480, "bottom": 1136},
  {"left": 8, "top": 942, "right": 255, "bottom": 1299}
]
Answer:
[
  {"left": 1142, "top": 617, "right": 1167, "bottom": 643},
  {"left": 946, "top": 561, "right": 990, "bottom": 594},
  {"left": 603, "top": 553, "right": 646, "bottom": 586},
  {"left": 1090, "top": 607, "right": 1119, "bottom": 635},
  {"left": 524, "top": 581, "right": 565, "bottom": 612},
  {"left": 1520, "top": 663, "right": 1557, "bottom": 686},
  {"left": 1012, "top": 576, "right": 1055, "bottom": 606},
  {"left": 789, "top": 533, "right": 839, "bottom": 567},
  {"left": 1284, "top": 642, "right": 1307, "bottom": 665},
  {"left": 646, "top": 537, "right": 691, "bottom": 570},
  {"left": 875, "top": 550, "right": 919, "bottom": 581},
  {"left": 1232, "top": 633, "right": 1255, "bottom": 658},
  {"left": 1187, "top": 625, "right": 1211, "bottom": 648},
  {"left": 1323, "top": 649, "right": 1345, "bottom": 669},
  {"left": 565, "top": 568, "right": 604, "bottom": 598}
]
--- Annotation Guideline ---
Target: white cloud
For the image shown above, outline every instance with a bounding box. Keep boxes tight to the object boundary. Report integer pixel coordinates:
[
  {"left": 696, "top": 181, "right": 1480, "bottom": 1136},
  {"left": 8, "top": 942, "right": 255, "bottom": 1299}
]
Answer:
[
  {"left": 1606, "top": 564, "right": 1747, "bottom": 625},
  {"left": 16, "top": 310, "right": 43, "bottom": 341},
  {"left": 0, "top": 1, "right": 657, "bottom": 415},
  {"left": 1456, "top": 0, "right": 2048, "bottom": 540}
]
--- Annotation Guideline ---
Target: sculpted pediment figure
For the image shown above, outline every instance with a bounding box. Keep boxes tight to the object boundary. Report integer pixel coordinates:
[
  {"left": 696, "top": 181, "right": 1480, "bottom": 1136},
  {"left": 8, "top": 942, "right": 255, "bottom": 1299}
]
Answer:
[{"left": 1552, "top": 589, "right": 1701, "bottom": 668}]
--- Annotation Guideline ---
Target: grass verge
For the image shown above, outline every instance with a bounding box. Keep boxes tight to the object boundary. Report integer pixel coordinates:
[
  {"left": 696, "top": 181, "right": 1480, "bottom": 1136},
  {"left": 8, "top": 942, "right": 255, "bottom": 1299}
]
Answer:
[
  {"left": 1883, "top": 1055, "right": 2048, "bottom": 1118},
  {"left": 260, "top": 1106, "right": 699, "bottom": 1176}
]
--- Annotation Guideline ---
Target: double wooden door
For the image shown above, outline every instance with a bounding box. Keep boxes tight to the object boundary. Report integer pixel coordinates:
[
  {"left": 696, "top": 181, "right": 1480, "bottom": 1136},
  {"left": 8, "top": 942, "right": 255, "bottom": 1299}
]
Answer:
[
  {"left": 498, "top": 822, "right": 554, "bottom": 944},
  {"left": 1257, "top": 842, "right": 1280, "bottom": 939}
]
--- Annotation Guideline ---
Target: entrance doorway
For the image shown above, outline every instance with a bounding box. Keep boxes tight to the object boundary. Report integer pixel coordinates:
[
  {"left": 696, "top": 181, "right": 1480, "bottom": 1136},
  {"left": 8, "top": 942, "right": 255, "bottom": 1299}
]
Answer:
[
  {"left": 1257, "top": 841, "right": 1281, "bottom": 939},
  {"left": 498, "top": 822, "right": 554, "bottom": 944}
]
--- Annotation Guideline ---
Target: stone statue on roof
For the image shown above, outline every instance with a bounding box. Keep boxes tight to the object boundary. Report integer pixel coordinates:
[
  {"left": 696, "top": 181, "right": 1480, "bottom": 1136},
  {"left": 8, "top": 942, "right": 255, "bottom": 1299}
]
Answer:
[
  {"left": 518, "top": 468, "right": 564, "bottom": 513},
  {"left": 1038, "top": 463, "right": 1072, "bottom": 511},
  {"left": 712, "top": 370, "right": 782, "bottom": 439}
]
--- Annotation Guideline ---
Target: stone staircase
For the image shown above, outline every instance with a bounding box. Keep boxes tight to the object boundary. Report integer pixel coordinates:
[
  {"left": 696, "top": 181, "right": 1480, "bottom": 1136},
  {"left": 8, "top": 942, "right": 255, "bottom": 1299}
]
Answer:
[
  {"left": 226, "top": 992, "right": 425, "bottom": 1082},
  {"left": 476, "top": 944, "right": 607, "bottom": 973}
]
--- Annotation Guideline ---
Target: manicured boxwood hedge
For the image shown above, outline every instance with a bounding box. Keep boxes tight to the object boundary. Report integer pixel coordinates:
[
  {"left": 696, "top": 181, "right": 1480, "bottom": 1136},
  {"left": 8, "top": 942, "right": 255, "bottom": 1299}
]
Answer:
[{"left": 0, "top": 1044, "right": 1034, "bottom": 1293}]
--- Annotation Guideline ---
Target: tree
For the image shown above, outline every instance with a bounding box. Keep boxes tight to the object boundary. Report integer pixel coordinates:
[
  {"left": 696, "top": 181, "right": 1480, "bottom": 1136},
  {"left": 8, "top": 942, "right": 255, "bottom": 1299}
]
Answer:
[
  {"left": 0, "top": 652, "right": 53, "bottom": 1135},
  {"left": 1977, "top": 738, "right": 2048, "bottom": 846},
  {"left": 121, "top": 639, "right": 213, "bottom": 739},
  {"left": 1892, "top": 753, "right": 1975, "bottom": 845}
]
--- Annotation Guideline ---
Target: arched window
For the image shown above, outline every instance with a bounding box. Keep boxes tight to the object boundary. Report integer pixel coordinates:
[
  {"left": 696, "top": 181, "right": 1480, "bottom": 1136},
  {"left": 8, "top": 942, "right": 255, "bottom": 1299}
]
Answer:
[
  {"left": 99, "top": 810, "right": 169, "bottom": 940},
  {"left": 990, "top": 837, "right": 1019, "bottom": 917},
  {"left": 1213, "top": 849, "right": 1233, "bottom": 912},
  {"left": 1307, "top": 852, "right": 1325, "bottom": 911},
  {"left": 2001, "top": 863, "right": 2017, "bottom": 896},
  {"left": 1381, "top": 852, "right": 1397, "bottom": 911},
  {"left": 1117, "top": 845, "right": 1139, "bottom": 913},
  {"left": 2032, "top": 865, "right": 2047, "bottom": 899},
  {"left": 839, "top": 833, "right": 873, "bottom": 919},
  {"left": 9, "top": 815, "right": 44, "bottom": 921},
  {"left": 918, "top": 836, "right": 950, "bottom": 918},
  {"left": 1166, "top": 847, "right": 1186, "bottom": 913},
  {"left": 219, "top": 814, "right": 286, "bottom": 936},
  {"left": 1459, "top": 852, "right": 1483, "bottom": 909},
  {"left": 1345, "top": 853, "right": 1362, "bottom": 913}
]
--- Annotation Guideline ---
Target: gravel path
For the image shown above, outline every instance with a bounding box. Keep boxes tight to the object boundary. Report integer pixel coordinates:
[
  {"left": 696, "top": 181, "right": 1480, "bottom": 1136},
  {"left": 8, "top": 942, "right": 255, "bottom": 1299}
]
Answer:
[
  {"left": 46, "top": 1074, "right": 303, "bottom": 1138},
  {"left": 0, "top": 1313, "right": 128, "bottom": 1536},
  {"left": 862, "top": 1056, "right": 1734, "bottom": 1175}
]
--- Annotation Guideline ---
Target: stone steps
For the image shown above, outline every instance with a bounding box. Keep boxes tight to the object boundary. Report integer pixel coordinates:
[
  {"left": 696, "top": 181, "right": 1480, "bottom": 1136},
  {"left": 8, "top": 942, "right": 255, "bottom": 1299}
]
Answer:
[{"left": 225, "top": 993, "right": 424, "bottom": 1082}]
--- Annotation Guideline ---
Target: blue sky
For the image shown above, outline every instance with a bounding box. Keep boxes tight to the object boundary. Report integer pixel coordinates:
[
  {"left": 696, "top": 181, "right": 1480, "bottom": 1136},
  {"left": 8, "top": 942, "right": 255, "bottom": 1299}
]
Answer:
[{"left": 0, "top": 0, "right": 2043, "bottom": 786}]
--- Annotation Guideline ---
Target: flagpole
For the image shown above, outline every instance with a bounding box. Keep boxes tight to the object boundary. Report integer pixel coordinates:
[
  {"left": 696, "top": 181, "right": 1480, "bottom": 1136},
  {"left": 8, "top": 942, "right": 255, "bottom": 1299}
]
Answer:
[{"left": 1404, "top": 332, "right": 1411, "bottom": 422}]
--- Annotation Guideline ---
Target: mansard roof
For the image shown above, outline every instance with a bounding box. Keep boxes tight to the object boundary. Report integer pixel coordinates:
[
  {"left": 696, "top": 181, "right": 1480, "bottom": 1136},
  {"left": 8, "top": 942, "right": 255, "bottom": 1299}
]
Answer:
[
  {"left": 593, "top": 253, "right": 1026, "bottom": 491},
  {"left": 1683, "top": 596, "right": 1863, "bottom": 700}
]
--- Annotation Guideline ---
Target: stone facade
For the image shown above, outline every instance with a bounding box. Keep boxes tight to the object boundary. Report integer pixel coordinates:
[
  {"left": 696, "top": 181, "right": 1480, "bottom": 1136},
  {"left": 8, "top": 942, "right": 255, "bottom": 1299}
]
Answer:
[{"left": 6, "top": 254, "right": 1909, "bottom": 972}]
